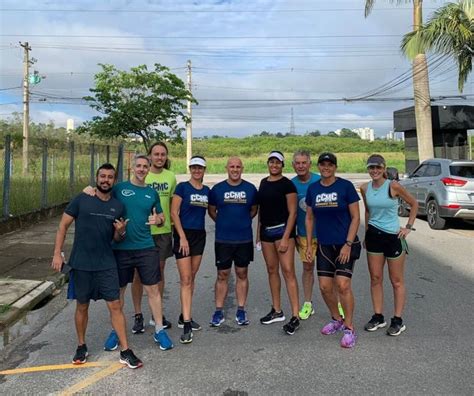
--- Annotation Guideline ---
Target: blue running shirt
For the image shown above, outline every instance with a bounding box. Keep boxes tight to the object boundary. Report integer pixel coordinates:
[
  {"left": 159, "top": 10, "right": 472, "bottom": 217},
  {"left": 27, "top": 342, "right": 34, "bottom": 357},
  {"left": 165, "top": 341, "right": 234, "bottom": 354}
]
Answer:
[
  {"left": 209, "top": 180, "right": 258, "bottom": 243},
  {"left": 112, "top": 181, "right": 162, "bottom": 250},
  {"left": 305, "top": 178, "right": 360, "bottom": 245},
  {"left": 292, "top": 172, "right": 320, "bottom": 237},
  {"left": 65, "top": 193, "right": 124, "bottom": 271},
  {"left": 174, "top": 181, "right": 210, "bottom": 230}
]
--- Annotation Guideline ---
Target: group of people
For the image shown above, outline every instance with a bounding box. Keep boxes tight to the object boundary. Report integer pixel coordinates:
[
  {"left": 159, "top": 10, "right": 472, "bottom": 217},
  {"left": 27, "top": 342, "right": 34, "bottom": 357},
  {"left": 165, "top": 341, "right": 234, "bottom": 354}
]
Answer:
[{"left": 52, "top": 143, "right": 418, "bottom": 369}]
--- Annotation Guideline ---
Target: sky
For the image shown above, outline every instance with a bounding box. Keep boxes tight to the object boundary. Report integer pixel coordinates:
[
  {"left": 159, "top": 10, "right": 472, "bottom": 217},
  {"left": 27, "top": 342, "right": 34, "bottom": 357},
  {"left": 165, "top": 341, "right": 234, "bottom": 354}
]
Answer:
[{"left": 0, "top": 0, "right": 472, "bottom": 138}]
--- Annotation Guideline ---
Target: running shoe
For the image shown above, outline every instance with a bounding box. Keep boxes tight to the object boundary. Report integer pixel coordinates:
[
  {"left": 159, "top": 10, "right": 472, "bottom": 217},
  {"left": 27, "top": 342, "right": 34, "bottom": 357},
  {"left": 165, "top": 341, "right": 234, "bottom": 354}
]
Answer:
[
  {"left": 298, "top": 302, "right": 314, "bottom": 320},
  {"left": 149, "top": 315, "right": 172, "bottom": 329},
  {"left": 179, "top": 331, "right": 193, "bottom": 344},
  {"left": 338, "top": 302, "right": 345, "bottom": 319},
  {"left": 72, "top": 344, "right": 88, "bottom": 364},
  {"left": 321, "top": 318, "right": 344, "bottom": 335},
  {"left": 210, "top": 310, "right": 225, "bottom": 327},
  {"left": 132, "top": 313, "right": 145, "bottom": 334},
  {"left": 260, "top": 307, "right": 285, "bottom": 325},
  {"left": 153, "top": 329, "right": 174, "bottom": 350},
  {"left": 340, "top": 327, "right": 357, "bottom": 348},
  {"left": 386, "top": 317, "right": 406, "bottom": 336},
  {"left": 235, "top": 309, "right": 250, "bottom": 326},
  {"left": 364, "top": 314, "right": 387, "bottom": 332},
  {"left": 283, "top": 316, "right": 300, "bottom": 335},
  {"left": 178, "top": 314, "right": 202, "bottom": 331},
  {"left": 104, "top": 329, "right": 119, "bottom": 351},
  {"left": 119, "top": 348, "right": 143, "bottom": 369}
]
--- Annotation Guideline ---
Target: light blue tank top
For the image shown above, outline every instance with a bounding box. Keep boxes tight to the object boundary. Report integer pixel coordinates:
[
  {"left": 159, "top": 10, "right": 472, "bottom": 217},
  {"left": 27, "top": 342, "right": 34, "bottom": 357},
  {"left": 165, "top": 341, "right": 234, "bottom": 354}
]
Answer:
[{"left": 366, "top": 179, "right": 400, "bottom": 234}]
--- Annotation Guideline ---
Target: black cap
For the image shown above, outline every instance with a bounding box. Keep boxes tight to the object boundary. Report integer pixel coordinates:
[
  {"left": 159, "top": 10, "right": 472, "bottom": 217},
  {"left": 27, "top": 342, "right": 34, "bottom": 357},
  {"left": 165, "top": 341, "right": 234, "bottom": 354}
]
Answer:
[{"left": 318, "top": 152, "right": 337, "bottom": 166}]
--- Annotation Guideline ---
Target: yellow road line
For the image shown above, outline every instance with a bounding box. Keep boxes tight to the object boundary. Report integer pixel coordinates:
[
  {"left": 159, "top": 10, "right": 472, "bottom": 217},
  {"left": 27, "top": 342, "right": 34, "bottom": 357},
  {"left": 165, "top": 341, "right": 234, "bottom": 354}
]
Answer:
[
  {"left": 0, "top": 362, "right": 110, "bottom": 375},
  {"left": 58, "top": 362, "right": 124, "bottom": 396}
]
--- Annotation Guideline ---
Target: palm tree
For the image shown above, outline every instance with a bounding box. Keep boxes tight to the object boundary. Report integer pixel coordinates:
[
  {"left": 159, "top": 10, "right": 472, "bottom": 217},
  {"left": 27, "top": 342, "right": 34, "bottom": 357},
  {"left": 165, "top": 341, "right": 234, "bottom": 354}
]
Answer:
[
  {"left": 365, "top": 0, "right": 434, "bottom": 162},
  {"left": 401, "top": 0, "right": 473, "bottom": 92}
]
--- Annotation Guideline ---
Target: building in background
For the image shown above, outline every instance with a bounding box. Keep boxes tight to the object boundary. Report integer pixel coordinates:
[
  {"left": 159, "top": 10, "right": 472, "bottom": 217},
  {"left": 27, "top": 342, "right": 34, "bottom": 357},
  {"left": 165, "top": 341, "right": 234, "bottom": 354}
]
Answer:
[{"left": 352, "top": 127, "right": 375, "bottom": 141}]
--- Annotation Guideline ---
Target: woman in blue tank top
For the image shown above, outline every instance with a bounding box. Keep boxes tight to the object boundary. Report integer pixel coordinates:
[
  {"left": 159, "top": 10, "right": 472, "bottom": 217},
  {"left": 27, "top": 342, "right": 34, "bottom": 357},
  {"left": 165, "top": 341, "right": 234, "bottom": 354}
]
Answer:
[{"left": 360, "top": 154, "right": 418, "bottom": 337}]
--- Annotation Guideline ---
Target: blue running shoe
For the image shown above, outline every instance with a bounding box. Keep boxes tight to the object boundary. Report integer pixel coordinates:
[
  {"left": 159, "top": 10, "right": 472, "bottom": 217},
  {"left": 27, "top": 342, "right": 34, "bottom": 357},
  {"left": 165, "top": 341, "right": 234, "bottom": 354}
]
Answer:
[
  {"left": 235, "top": 309, "right": 250, "bottom": 326},
  {"left": 154, "top": 329, "right": 174, "bottom": 351},
  {"left": 210, "top": 310, "right": 225, "bottom": 327},
  {"left": 104, "top": 330, "right": 119, "bottom": 351}
]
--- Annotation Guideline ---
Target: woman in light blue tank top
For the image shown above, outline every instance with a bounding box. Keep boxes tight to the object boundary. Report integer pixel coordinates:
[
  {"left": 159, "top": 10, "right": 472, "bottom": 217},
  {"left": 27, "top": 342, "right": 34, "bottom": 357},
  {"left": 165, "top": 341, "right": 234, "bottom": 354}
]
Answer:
[{"left": 360, "top": 154, "right": 418, "bottom": 337}]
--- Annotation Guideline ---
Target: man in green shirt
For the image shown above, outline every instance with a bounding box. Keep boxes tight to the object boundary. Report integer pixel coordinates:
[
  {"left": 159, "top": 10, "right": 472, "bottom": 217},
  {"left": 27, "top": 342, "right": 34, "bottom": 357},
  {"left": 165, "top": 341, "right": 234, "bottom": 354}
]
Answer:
[{"left": 131, "top": 142, "right": 177, "bottom": 331}]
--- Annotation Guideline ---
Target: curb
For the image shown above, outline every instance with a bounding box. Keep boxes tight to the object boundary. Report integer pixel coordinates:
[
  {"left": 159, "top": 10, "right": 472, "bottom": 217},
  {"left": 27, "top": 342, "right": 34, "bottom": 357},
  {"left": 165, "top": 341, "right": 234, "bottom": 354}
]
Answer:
[{"left": 0, "top": 273, "right": 67, "bottom": 330}]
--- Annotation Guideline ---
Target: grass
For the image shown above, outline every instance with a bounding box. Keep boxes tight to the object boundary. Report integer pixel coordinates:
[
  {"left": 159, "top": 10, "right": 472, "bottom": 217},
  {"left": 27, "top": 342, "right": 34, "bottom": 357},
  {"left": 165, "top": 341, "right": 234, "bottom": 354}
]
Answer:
[
  {"left": 168, "top": 152, "right": 406, "bottom": 174},
  {"left": 0, "top": 304, "right": 11, "bottom": 314}
]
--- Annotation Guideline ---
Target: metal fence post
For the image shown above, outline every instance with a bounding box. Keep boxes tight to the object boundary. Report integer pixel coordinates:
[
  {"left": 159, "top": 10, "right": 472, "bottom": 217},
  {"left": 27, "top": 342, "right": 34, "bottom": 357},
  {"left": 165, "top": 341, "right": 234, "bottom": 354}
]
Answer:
[
  {"left": 2, "top": 135, "right": 11, "bottom": 218},
  {"left": 69, "top": 140, "right": 75, "bottom": 198},
  {"left": 90, "top": 143, "right": 95, "bottom": 186},
  {"left": 41, "top": 138, "right": 48, "bottom": 208},
  {"left": 117, "top": 143, "right": 124, "bottom": 183}
]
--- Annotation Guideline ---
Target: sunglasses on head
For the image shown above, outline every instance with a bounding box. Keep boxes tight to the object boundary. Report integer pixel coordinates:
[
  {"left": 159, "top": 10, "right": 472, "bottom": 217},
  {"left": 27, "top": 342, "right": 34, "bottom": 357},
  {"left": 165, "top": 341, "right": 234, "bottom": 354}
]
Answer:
[{"left": 368, "top": 165, "right": 384, "bottom": 170}]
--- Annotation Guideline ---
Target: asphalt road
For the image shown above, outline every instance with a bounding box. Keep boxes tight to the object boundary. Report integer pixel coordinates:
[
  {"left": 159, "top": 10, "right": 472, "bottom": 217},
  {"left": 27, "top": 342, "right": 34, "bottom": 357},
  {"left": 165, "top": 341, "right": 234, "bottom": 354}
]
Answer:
[{"left": 0, "top": 202, "right": 473, "bottom": 395}]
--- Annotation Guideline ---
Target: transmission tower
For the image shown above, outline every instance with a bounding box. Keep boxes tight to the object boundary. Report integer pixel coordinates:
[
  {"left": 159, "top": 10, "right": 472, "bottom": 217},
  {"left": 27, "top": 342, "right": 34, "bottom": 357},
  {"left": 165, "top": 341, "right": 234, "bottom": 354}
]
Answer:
[{"left": 289, "top": 107, "right": 295, "bottom": 135}]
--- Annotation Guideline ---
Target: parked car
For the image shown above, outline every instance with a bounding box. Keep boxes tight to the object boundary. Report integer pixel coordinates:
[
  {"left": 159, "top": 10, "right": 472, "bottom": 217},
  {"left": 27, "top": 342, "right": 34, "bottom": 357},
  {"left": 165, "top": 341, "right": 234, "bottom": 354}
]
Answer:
[{"left": 398, "top": 158, "right": 474, "bottom": 229}]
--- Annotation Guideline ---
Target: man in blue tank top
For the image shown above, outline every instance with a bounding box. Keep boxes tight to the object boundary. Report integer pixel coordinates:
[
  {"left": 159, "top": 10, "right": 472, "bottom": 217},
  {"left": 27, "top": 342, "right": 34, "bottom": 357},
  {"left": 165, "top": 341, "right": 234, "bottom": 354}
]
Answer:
[
  {"left": 291, "top": 150, "right": 320, "bottom": 320},
  {"left": 208, "top": 157, "right": 258, "bottom": 327}
]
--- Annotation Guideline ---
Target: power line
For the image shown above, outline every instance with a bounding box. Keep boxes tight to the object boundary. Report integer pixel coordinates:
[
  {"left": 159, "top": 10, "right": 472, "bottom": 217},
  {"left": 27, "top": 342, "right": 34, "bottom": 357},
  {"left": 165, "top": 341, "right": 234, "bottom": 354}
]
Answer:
[{"left": 0, "top": 34, "right": 401, "bottom": 39}]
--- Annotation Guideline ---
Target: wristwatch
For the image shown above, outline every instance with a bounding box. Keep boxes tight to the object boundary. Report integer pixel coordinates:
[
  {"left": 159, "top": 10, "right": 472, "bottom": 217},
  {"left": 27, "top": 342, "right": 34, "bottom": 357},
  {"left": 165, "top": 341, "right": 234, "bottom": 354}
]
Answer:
[{"left": 405, "top": 224, "right": 415, "bottom": 231}]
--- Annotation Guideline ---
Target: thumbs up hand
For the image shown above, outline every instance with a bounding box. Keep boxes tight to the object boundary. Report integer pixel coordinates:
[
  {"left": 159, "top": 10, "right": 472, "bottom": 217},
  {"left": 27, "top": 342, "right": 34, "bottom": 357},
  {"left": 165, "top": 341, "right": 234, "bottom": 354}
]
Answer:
[{"left": 146, "top": 207, "right": 164, "bottom": 226}]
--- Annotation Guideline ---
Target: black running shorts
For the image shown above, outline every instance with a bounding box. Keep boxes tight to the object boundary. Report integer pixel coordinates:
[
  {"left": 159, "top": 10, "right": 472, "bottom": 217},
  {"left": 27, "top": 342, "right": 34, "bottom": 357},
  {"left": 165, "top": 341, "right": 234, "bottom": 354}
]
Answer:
[
  {"left": 173, "top": 228, "right": 206, "bottom": 259},
  {"left": 114, "top": 248, "right": 161, "bottom": 288},
  {"left": 215, "top": 241, "right": 254, "bottom": 270},
  {"left": 365, "top": 224, "right": 408, "bottom": 259},
  {"left": 73, "top": 268, "right": 120, "bottom": 304},
  {"left": 317, "top": 244, "right": 355, "bottom": 279},
  {"left": 153, "top": 232, "right": 173, "bottom": 261}
]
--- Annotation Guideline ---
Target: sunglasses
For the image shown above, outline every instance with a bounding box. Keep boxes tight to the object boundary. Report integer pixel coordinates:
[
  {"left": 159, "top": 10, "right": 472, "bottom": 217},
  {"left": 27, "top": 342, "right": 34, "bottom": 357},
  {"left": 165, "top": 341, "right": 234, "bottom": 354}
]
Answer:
[{"left": 367, "top": 165, "right": 384, "bottom": 170}]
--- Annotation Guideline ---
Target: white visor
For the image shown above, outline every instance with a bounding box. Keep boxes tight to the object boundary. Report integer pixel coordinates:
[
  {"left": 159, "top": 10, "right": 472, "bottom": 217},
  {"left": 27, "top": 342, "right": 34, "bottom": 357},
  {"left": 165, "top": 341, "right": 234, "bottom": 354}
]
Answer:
[
  {"left": 268, "top": 151, "right": 284, "bottom": 162},
  {"left": 189, "top": 157, "right": 206, "bottom": 167}
]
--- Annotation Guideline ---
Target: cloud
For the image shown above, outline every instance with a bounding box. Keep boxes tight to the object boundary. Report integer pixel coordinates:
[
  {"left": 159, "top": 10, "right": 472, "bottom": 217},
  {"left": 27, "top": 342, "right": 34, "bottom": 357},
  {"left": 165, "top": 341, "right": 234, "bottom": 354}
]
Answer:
[{"left": 0, "top": 0, "right": 469, "bottom": 137}]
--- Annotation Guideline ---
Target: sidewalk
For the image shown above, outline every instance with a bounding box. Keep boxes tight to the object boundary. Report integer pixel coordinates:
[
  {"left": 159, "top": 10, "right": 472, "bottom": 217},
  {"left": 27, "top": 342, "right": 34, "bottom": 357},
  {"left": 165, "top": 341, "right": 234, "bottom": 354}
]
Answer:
[{"left": 0, "top": 216, "right": 72, "bottom": 329}]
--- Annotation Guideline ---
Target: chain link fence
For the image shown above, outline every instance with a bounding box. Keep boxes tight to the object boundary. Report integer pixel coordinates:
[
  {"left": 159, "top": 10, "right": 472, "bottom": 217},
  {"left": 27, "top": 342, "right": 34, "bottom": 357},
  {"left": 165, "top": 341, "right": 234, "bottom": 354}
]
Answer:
[{"left": 1, "top": 134, "right": 125, "bottom": 219}]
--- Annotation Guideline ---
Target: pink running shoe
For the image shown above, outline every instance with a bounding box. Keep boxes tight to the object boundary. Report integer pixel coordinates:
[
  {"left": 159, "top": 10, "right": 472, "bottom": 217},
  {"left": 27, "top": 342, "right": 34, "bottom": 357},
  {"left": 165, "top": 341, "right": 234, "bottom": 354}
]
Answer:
[
  {"left": 321, "top": 319, "right": 344, "bottom": 335},
  {"left": 340, "top": 327, "right": 357, "bottom": 348}
]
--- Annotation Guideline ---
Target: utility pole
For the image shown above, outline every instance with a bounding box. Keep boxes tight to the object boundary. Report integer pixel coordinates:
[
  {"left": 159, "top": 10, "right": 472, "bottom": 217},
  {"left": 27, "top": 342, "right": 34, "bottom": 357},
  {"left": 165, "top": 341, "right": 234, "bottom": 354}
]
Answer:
[
  {"left": 186, "top": 60, "right": 192, "bottom": 174},
  {"left": 20, "top": 42, "right": 31, "bottom": 176}
]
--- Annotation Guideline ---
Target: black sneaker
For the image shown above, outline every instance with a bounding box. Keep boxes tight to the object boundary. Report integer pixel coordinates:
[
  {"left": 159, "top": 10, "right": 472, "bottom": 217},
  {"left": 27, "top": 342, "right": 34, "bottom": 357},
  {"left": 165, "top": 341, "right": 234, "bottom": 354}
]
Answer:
[
  {"left": 260, "top": 307, "right": 285, "bottom": 325},
  {"left": 283, "top": 316, "right": 300, "bottom": 335},
  {"left": 179, "top": 331, "right": 193, "bottom": 344},
  {"left": 387, "top": 317, "right": 406, "bottom": 336},
  {"left": 72, "top": 344, "right": 88, "bottom": 364},
  {"left": 119, "top": 348, "right": 143, "bottom": 369},
  {"left": 149, "top": 315, "right": 172, "bottom": 330},
  {"left": 163, "top": 316, "right": 172, "bottom": 330},
  {"left": 178, "top": 314, "right": 201, "bottom": 331},
  {"left": 132, "top": 313, "right": 145, "bottom": 334},
  {"left": 364, "top": 314, "right": 387, "bottom": 332}
]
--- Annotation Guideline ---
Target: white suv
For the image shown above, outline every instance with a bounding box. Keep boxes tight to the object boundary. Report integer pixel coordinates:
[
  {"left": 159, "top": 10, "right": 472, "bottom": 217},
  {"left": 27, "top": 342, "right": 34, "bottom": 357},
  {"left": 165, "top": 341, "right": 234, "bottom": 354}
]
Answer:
[{"left": 398, "top": 159, "right": 474, "bottom": 229}]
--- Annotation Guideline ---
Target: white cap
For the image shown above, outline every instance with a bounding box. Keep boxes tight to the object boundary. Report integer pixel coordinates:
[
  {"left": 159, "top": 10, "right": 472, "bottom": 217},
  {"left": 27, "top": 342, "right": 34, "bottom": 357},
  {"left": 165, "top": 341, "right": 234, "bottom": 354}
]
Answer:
[
  {"left": 189, "top": 157, "right": 206, "bottom": 167},
  {"left": 267, "top": 151, "right": 284, "bottom": 162}
]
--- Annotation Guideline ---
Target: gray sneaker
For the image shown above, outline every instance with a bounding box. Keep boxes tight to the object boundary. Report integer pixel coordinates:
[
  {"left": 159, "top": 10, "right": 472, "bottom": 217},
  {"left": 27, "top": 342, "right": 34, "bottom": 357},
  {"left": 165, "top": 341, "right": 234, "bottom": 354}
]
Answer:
[
  {"left": 387, "top": 317, "right": 406, "bottom": 336},
  {"left": 364, "top": 314, "right": 387, "bottom": 332}
]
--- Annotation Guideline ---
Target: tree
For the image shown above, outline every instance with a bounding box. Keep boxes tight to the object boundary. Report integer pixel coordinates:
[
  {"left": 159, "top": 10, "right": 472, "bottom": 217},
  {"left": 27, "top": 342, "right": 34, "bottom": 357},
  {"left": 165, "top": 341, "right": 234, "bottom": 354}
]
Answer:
[
  {"left": 306, "top": 130, "right": 321, "bottom": 137},
  {"left": 401, "top": 0, "right": 473, "bottom": 92},
  {"left": 340, "top": 129, "right": 361, "bottom": 139},
  {"left": 365, "top": 0, "right": 434, "bottom": 162},
  {"left": 327, "top": 131, "right": 339, "bottom": 137},
  {"left": 77, "top": 63, "right": 196, "bottom": 151}
]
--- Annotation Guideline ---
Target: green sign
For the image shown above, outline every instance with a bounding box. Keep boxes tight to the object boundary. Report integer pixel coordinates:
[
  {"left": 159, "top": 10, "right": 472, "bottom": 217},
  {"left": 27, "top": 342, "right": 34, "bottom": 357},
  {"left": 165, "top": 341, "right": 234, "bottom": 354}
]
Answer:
[{"left": 28, "top": 74, "right": 41, "bottom": 85}]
